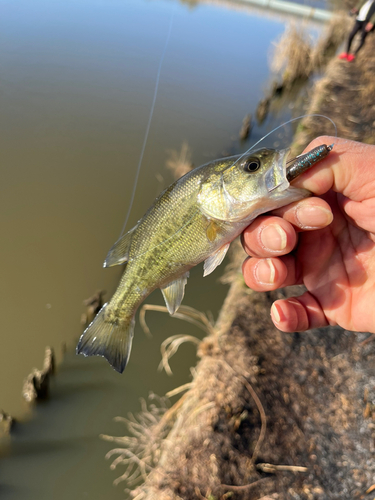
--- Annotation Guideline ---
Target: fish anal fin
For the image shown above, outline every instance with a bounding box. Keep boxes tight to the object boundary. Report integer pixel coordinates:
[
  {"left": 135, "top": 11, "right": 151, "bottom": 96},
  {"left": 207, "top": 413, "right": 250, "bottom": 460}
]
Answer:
[
  {"left": 76, "top": 304, "right": 134, "bottom": 373},
  {"left": 203, "top": 243, "right": 230, "bottom": 277},
  {"left": 161, "top": 272, "right": 189, "bottom": 315},
  {"left": 104, "top": 226, "right": 137, "bottom": 268}
]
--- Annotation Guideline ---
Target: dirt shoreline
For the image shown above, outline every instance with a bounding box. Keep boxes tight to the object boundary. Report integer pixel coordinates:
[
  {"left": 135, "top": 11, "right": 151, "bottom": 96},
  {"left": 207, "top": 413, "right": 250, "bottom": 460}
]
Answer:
[{"left": 108, "top": 24, "right": 375, "bottom": 500}]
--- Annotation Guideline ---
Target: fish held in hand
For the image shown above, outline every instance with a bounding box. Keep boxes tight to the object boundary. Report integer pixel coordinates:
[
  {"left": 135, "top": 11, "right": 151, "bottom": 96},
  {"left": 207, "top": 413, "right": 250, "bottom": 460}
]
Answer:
[{"left": 77, "top": 145, "right": 332, "bottom": 373}]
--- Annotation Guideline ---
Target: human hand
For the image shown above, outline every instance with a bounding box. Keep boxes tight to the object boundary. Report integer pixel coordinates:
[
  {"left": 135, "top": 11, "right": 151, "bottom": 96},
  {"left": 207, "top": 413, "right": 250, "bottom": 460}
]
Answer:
[
  {"left": 241, "top": 136, "right": 375, "bottom": 334},
  {"left": 365, "top": 22, "right": 373, "bottom": 32}
]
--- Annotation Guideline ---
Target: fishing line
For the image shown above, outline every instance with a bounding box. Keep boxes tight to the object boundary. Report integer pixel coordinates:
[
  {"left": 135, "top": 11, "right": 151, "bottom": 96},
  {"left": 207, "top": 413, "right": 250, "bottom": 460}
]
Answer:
[
  {"left": 247, "top": 113, "right": 337, "bottom": 152},
  {"left": 119, "top": 8, "right": 175, "bottom": 238},
  {"left": 228, "top": 113, "right": 337, "bottom": 170}
]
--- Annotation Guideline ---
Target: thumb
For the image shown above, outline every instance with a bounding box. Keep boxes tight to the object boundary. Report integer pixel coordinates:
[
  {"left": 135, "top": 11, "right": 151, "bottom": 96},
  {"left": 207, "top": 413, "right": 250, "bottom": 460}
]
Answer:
[{"left": 291, "top": 136, "right": 375, "bottom": 203}]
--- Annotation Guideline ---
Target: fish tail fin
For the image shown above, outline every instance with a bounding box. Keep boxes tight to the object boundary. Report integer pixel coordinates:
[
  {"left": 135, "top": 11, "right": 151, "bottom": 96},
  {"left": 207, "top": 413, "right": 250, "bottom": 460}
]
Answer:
[{"left": 76, "top": 303, "right": 134, "bottom": 373}]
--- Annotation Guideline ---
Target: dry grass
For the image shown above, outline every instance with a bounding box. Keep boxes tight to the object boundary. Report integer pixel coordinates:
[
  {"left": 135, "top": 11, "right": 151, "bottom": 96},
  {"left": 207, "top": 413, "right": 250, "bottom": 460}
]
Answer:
[
  {"left": 140, "top": 304, "right": 214, "bottom": 337},
  {"left": 139, "top": 303, "right": 215, "bottom": 375},
  {"left": 158, "top": 334, "right": 201, "bottom": 376},
  {"left": 271, "top": 23, "right": 313, "bottom": 86},
  {"left": 100, "top": 394, "right": 171, "bottom": 490},
  {"left": 270, "top": 13, "right": 349, "bottom": 90},
  {"left": 165, "top": 141, "right": 194, "bottom": 180}
]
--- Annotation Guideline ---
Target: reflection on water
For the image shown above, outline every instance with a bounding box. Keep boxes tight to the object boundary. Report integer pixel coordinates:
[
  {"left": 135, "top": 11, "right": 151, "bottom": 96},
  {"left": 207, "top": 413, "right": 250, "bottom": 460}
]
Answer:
[{"left": 0, "top": 0, "right": 322, "bottom": 498}]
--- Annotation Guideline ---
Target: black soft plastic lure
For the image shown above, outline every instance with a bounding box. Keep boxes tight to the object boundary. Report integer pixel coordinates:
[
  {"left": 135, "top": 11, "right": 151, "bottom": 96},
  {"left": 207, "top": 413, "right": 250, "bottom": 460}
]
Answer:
[{"left": 286, "top": 144, "right": 333, "bottom": 182}]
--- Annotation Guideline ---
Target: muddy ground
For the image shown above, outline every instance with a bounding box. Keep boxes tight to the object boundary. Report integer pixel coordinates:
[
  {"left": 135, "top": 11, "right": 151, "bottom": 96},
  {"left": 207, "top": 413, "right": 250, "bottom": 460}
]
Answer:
[{"left": 107, "top": 20, "right": 375, "bottom": 500}]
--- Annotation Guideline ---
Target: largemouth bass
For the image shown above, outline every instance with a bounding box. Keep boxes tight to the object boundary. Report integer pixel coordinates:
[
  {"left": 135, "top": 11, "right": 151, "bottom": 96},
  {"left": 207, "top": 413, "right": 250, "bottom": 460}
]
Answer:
[{"left": 77, "top": 144, "right": 332, "bottom": 373}]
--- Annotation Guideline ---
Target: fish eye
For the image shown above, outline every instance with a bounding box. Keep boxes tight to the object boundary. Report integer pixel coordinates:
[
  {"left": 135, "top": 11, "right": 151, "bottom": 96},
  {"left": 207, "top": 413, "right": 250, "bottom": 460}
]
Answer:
[{"left": 243, "top": 158, "right": 261, "bottom": 173}]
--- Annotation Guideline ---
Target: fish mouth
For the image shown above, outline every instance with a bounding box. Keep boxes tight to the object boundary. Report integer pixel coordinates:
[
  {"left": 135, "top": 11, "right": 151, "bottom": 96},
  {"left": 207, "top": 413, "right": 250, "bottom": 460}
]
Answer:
[{"left": 265, "top": 148, "right": 290, "bottom": 193}]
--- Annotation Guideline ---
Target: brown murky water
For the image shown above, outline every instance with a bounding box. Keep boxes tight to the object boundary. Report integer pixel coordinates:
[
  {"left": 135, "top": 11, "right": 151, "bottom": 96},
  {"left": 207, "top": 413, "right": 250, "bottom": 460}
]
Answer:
[{"left": 0, "top": 0, "right": 325, "bottom": 498}]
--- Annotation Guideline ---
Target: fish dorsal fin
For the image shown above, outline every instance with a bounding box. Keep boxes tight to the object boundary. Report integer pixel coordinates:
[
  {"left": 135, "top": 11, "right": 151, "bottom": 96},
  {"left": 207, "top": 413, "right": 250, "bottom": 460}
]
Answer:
[
  {"left": 103, "top": 225, "right": 138, "bottom": 268},
  {"left": 161, "top": 272, "right": 189, "bottom": 315},
  {"left": 203, "top": 243, "right": 230, "bottom": 277}
]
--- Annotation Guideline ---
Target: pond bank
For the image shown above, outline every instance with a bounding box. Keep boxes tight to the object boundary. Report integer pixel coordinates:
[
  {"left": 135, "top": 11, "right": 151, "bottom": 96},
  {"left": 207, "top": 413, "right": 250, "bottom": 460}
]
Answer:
[{"left": 114, "top": 21, "right": 375, "bottom": 500}]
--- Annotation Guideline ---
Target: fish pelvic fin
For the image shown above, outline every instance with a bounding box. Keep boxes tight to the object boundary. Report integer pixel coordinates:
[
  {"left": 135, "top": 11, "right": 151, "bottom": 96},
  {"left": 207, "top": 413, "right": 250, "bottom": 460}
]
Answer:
[
  {"left": 103, "top": 225, "right": 138, "bottom": 268},
  {"left": 76, "top": 303, "right": 134, "bottom": 373}
]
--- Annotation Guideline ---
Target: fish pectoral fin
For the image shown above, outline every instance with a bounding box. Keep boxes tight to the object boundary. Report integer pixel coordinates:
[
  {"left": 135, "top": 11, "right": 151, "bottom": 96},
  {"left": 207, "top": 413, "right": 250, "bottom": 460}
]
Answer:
[
  {"left": 203, "top": 243, "right": 230, "bottom": 277},
  {"left": 206, "top": 220, "right": 220, "bottom": 242},
  {"left": 161, "top": 272, "right": 189, "bottom": 315},
  {"left": 103, "top": 225, "right": 137, "bottom": 268}
]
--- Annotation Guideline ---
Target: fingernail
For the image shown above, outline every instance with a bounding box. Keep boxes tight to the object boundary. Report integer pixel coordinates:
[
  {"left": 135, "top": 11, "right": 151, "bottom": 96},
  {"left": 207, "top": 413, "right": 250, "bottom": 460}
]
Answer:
[
  {"left": 260, "top": 224, "right": 287, "bottom": 251},
  {"left": 296, "top": 205, "right": 333, "bottom": 229},
  {"left": 255, "top": 259, "right": 276, "bottom": 284},
  {"left": 271, "top": 302, "right": 281, "bottom": 322}
]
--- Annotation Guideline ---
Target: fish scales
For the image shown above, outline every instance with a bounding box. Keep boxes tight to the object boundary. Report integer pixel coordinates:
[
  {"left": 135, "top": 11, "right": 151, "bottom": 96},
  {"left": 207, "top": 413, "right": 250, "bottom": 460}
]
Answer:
[
  {"left": 107, "top": 165, "right": 234, "bottom": 320},
  {"left": 77, "top": 145, "right": 332, "bottom": 373}
]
